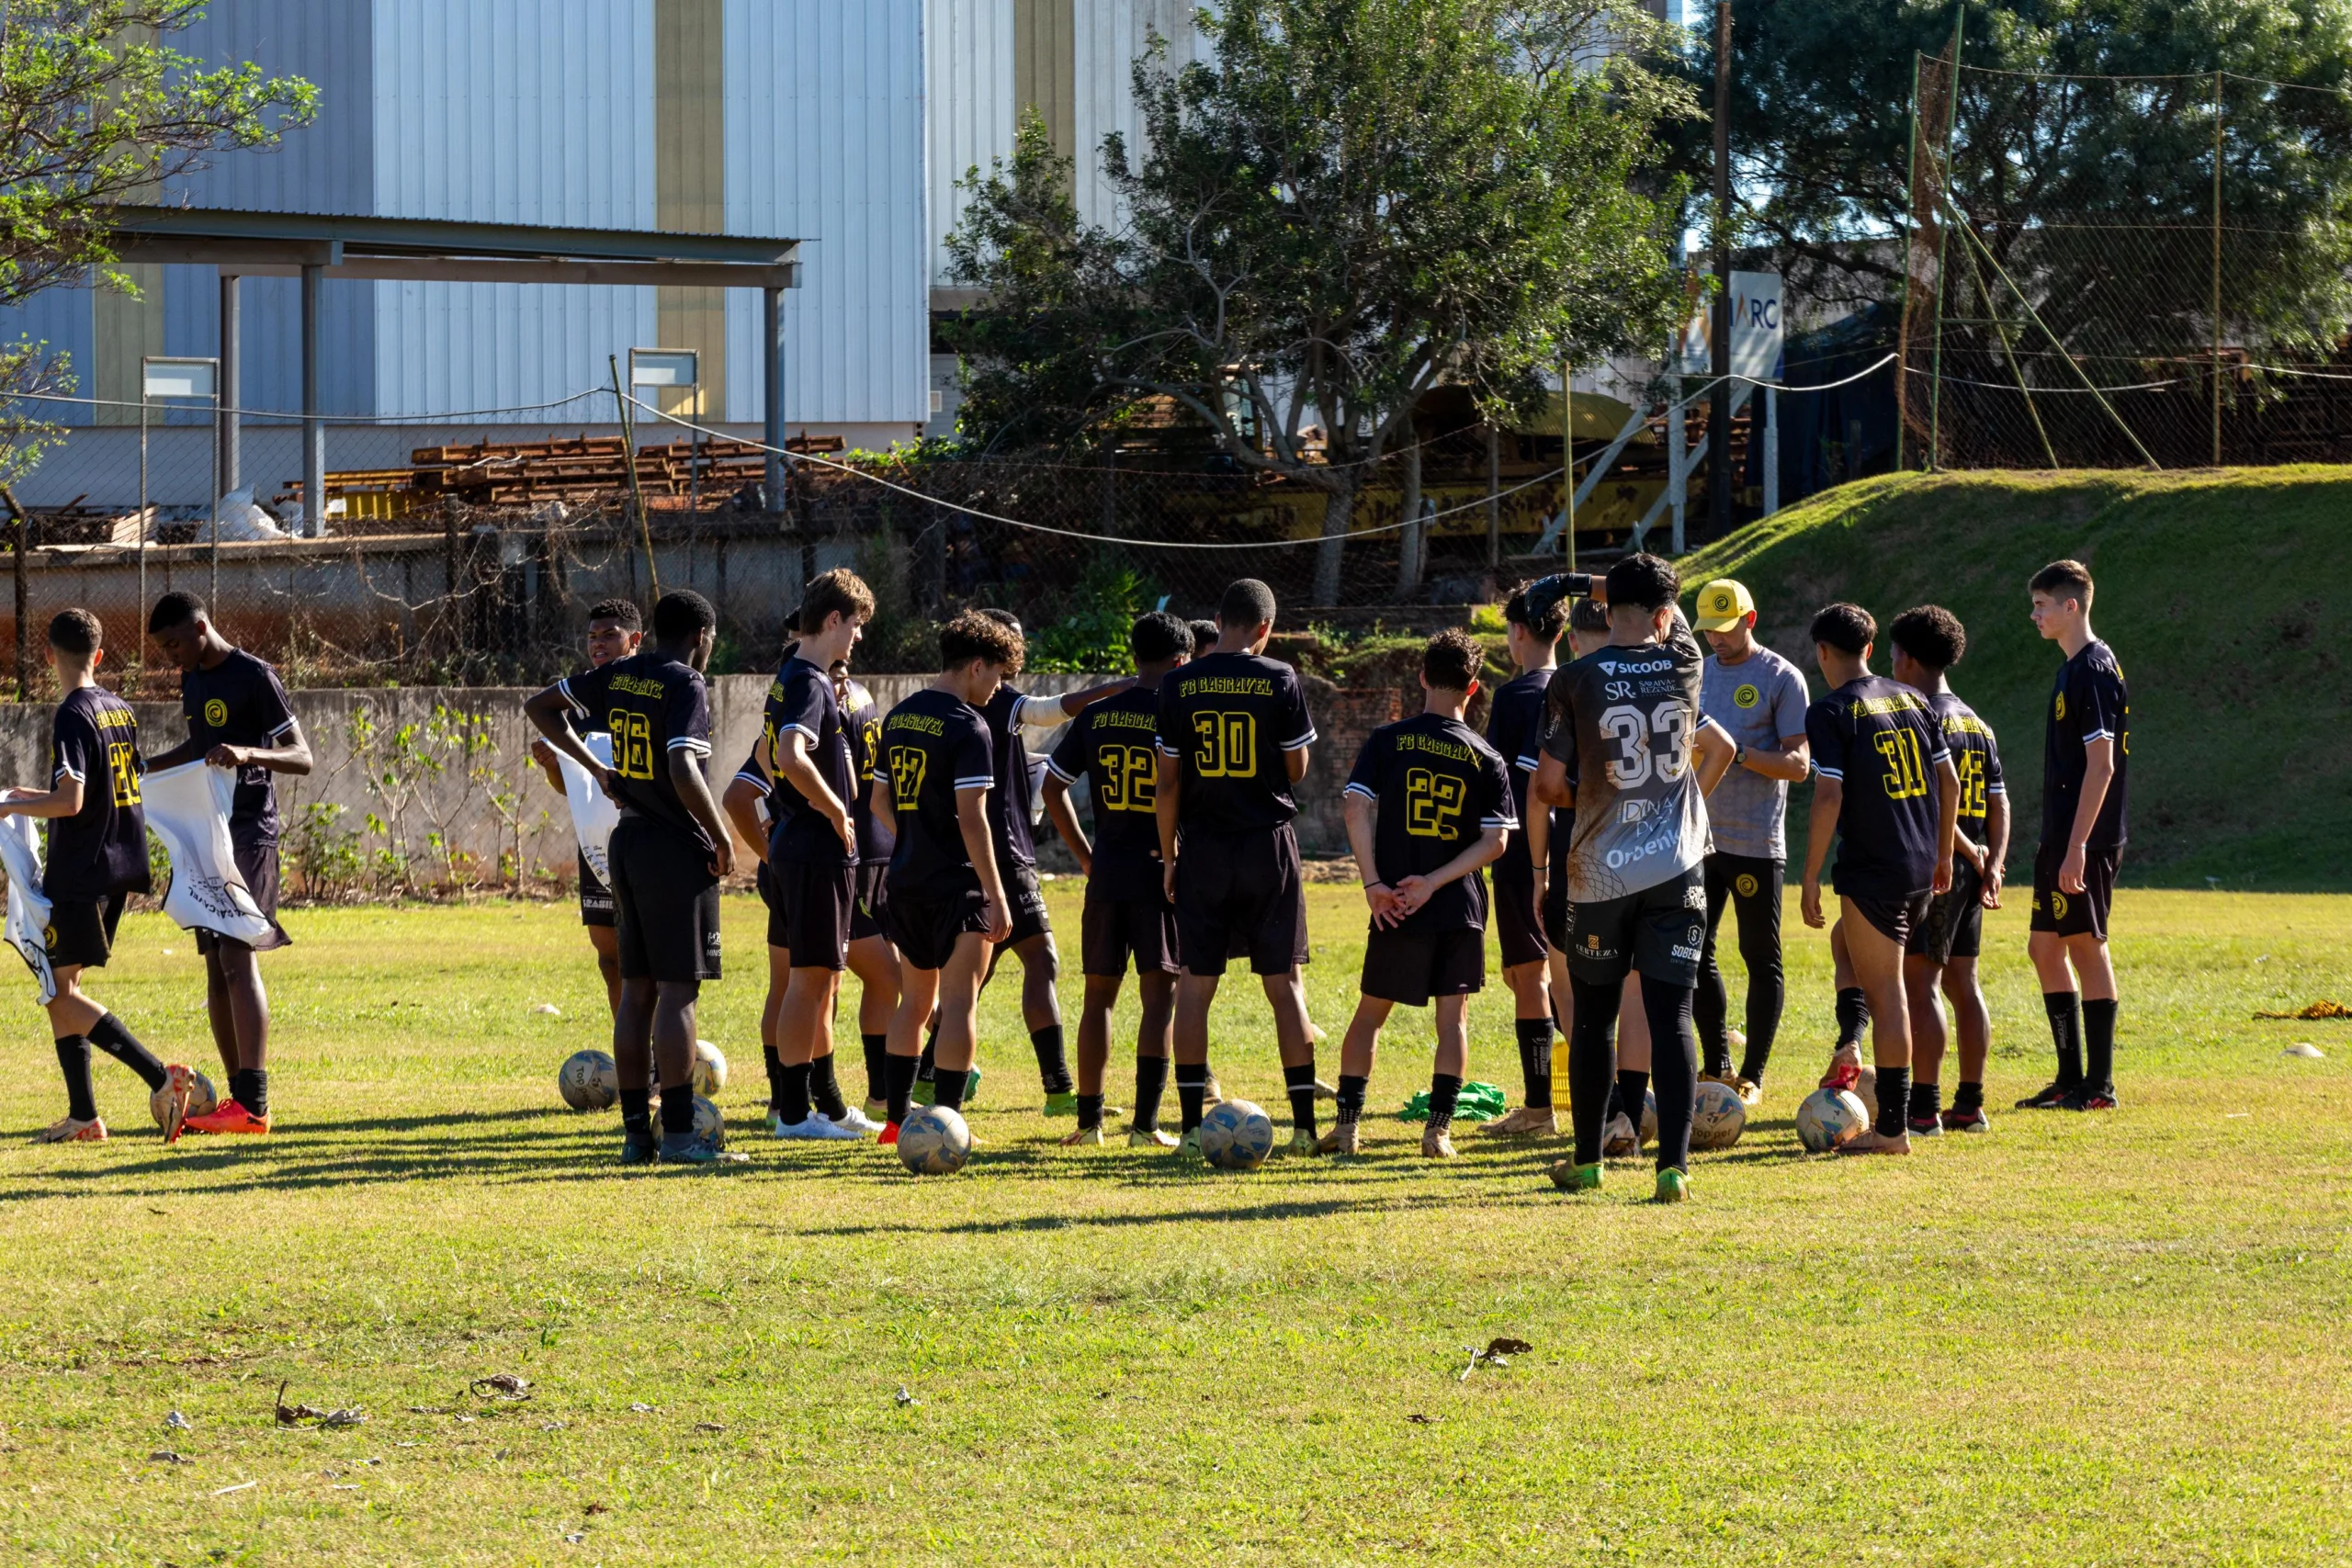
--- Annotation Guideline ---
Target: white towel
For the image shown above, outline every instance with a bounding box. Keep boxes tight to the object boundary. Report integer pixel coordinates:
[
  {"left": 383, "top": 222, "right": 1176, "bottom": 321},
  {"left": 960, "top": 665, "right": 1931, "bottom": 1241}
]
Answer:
[
  {"left": 557, "top": 732, "right": 618, "bottom": 888},
  {"left": 141, "top": 761, "right": 282, "bottom": 949},
  {"left": 0, "top": 813, "right": 56, "bottom": 1003}
]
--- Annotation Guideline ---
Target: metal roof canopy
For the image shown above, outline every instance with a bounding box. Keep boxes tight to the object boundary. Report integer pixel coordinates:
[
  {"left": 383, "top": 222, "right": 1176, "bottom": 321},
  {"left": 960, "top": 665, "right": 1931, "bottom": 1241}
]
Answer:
[{"left": 110, "top": 206, "right": 802, "bottom": 529}]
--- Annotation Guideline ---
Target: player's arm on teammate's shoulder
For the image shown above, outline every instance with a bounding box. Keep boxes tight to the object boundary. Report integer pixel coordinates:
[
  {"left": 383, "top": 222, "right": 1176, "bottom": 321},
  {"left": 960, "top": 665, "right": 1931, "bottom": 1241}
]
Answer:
[
  {"left": 1019, "top": 680, "right": 1136, "bottom": 728},
  {"left": 1153, "top": 747, "right": 1182, "bottom": 903},
  {"left": 1692, "top": 716, "right": 1736, "bottom": 796},
  {"left": 721, "top": 772, "right": 770, "bottom": 866},
  {"left": 1038, "top": 770, "right": 1092, "bottom": 877},
  {"left": 956, "top": 784, "right": 1012, "bottom": 942},
  {"left": 524, "top": 681, "right": 612, "bottom": 792}
]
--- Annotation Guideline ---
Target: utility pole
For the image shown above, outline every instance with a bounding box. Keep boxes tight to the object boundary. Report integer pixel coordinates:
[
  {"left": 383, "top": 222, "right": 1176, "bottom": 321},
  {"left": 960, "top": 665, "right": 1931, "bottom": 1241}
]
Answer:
[{"left": 1708, "top": 0, "right": 1735, "bottom": 540}]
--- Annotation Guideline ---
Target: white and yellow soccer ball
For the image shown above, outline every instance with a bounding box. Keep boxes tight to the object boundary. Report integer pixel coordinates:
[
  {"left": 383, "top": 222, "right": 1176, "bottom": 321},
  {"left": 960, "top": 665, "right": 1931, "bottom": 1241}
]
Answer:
[
  {"left": 691, "top": 1040, "right": 728, "bottom": 1098},
  {"left": 1796, "top": 1087, "right": 1871, "bottom": 1153},
  {"left": 897, "top": 1105, "right": 972, "bottom": 1176},
  {"left": 690, "top": 1094, "right": 726, "bottom": 1147},
  {"left": 559, "top": 1050, "right": 619, "bottom": 1111},
  {"left": 1638, "top": 1089, "right": 1658, "bottom": 1147},
  {"left": 1690, "top": 1080, "right": 1747, "bottom": 1150},
  {"left": 153, "top": 1069, "right": 218, "bottom": 1128},
  {"left": 1199, "top": 1099, "right": 1275, "bottom": 1171}
]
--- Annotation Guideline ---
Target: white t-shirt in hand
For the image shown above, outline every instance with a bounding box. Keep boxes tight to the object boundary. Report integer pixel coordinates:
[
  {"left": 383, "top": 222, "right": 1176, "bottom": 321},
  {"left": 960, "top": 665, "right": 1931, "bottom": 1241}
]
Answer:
[{"left": 1700, "top": 644, "right": 1812, "bottom": 862}]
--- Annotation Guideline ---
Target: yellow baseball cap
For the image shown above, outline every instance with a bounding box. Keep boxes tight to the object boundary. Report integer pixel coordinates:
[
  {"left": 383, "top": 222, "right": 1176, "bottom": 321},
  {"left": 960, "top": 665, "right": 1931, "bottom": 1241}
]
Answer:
[{"left": 1694, "top": 579, "right": 1755, "bottom": 632}]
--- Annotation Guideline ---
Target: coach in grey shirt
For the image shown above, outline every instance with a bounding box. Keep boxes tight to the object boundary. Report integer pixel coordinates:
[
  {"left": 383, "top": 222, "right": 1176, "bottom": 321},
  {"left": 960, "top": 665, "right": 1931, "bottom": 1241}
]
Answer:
[{"left": 1691, "top": 579, "right": 1812, "bottom": 1102}]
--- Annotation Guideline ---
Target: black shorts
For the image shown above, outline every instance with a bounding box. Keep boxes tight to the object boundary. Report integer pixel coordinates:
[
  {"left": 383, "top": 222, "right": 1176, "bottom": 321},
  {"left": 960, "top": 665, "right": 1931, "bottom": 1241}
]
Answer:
[
  {"left": 1909, "top": 857, "right": 1984, "bottom": 965},
  {"left": 45, "top": 893, "right": 127, "bottom": 971},
  {"left": 1001, "top": 862, "right": 1050, "bottom": 948},
  {"left": 1362, "top": 925, "right": 1485, "bottom": 1007},
  {"left": 2031, "top": 842, "right": 2120, "bottom": 942},
  {"left": 1843, "top": 886, "right": 1934, "bottom": 948},
  {"left": 1543, "top": 869, "right": 1571, "bottom": 953},
  {"left": 196, "top": 838, "right": 291, "bottom": 955},
  {"left": 887, "top": 884, "right": 990, "bottom": 972},
  {"left": 610, "top": 817, "right": 722, "bottom": 983},
  {"left": 848, "top": 860, "right": 890, "bottom": 943},
  {"left": 1491, "top": 875, "right": 1547, "bottom": 968},
  {"left": 769, "top": 857, "right": 854, "bottom": 971},
  {"left": 578, "top": 848, "right": 615, "bottom": 928},
  {"left": 1081, "top": 893, "right": 1179, "bottom": 978},
  {"left": 1174, "top": 824, "right": 1309, "bottom": 977},
  {"left": 1564, "top": 864, "right": 1709, "bottom": 988}
]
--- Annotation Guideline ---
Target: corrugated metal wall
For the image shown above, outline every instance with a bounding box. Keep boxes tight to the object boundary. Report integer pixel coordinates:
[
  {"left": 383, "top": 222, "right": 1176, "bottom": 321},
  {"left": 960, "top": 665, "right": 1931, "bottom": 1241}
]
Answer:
[{"left": 927, "top": 0, "right": 1017, "bottom": 288}]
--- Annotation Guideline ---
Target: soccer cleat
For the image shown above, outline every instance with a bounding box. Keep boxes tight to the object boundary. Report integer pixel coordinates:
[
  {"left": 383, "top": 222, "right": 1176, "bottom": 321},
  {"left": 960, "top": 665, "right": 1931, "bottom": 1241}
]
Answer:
[
  {"left": 1907, "top": 1114, "right": 1946, "bottom": 1138},
  {"left": 1310, "top": 1078, "right": 1339, "bottom": 1101},
  {"left": 1317, "top": 1120, "right": 1362, "bottom": 1156},
  {"left": 775, "top": 1114, "right": 862, "bottom": 1142},
  {"left": 158, "top": 1064, "right": 197, "bottom": 1145},
  {"left": 1819, "top": 1047, "right": 1862, "bottom": 1092},
  {"left": 1176, "top": 1127, "right": 1204, "bottom": 1158},
  {"left": 1058, "top": 1123, "right": 1105, "bottom": 1147},
  {"left": 659, "top": 1132, "right": 743, "bottom": 1165},
  {"left": 2058, "top": 1085, "right": 2119, "bottom": 1111},
  {"left": 1283, "top": 1126, "right": 1319, "bottom": 1158},
  {"left": 34, "top": 1115, "right": 107, "bottom": 1144},
  {"left": 619, "top": 1131, "right": 662, "bottom": 1166},
  {"left": 1699, "top": 1068, "right": 1736, "bottom": 1088},
  {"left": 183, "top": 1100, "right": 269, "bottom": 1136},
  {"left": 1940, "top": 1105, "right": 1993, "bottom": 1134},
  {"left": 2015, "top": 1080, "right": 2074, "bottom": 1111},
  {"left": 1601, "top": 1111, "right": 1638, "bottom": 1159},
  {"left": 825, "top": 1106, "right": 886, "bottom": 1135},
  {"left": 863, "top": 1097, "right": 890, "bottom": 1124},
  {"left": 1480, "top": 1104, "right": 1558, "bottom": 1137},
  {"left": 1043, "top": 1090, "right": 1080, "bottom": 1118},
  {"left": 1729, "top": 1075, "right": 1764, "bottom": 1108},
  {"left": 878, "top": 1121, "right": 901, "bottom": 1146},
  {"left": 1654, "top": 1167, "right": 1690, "bottom": 1203},
  {"left": 1126, "top": 1126, "right": 1179, "bottom": 1149},
  {"left": 1420, "top": 1125, "right": 1456, "bottom": 1159},
  {"left": 910, "top": 1078, "right": 935, "bottom": 1108},
  {"left": 1548, "top": 1159, "right": 1602, "bottom": 1192},
  {"left": 1836, "top": 1127, "right": 1912, "bottom": 1156}
]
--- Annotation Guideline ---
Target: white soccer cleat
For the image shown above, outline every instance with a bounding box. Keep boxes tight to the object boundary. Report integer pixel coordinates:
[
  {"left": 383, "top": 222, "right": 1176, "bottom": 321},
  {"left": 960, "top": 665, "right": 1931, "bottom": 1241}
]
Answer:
[
  {"left": 775, "top": 1114, "right": 863, "bottom": 1142},
  {"left": 826, "top": 1105, "right": 885, "bottom": 1135}
]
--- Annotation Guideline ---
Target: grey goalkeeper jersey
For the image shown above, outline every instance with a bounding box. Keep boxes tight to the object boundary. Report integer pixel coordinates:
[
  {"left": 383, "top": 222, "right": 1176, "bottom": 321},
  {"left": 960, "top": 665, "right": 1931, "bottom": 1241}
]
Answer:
[{"left": 1540, "top": 610, "right": 1724, "bottom": 902}]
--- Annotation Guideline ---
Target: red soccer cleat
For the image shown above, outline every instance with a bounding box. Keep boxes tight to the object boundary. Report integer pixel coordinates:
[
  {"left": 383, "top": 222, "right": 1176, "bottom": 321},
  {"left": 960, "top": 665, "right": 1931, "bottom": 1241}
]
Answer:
[
  {"left": 879, "top": 1120, "right": 901, "bottom": 1146},
  {"left": 183, "top": 1100, "right": 272, "bottom": 1136}
]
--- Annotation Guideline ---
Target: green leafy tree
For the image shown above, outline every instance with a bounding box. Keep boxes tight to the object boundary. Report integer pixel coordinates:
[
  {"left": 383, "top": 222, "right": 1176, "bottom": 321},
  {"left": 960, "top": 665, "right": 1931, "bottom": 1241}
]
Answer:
[{"left": 946, "top": 0, "right": 1692, "bottom": 603}]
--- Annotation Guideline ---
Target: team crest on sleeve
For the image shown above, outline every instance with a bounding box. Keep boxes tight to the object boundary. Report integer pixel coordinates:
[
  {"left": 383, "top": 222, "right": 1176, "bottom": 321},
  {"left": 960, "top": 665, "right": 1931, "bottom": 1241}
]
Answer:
[
  {"left": 204, "top": 698, "right": 229, "bottom": 728},
  {"left": 1734, "top": 683, "right": 1759, "bottom": 709}
]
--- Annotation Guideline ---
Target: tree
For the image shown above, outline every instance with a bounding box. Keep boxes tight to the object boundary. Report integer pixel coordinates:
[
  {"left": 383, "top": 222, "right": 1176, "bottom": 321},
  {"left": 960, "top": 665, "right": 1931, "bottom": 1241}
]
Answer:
[
  {"left": 1, "top": 1, "right": 316, "bottom": 483},
  {"left": 945, "top": 0, "right": 1693, "bottom": 604}
]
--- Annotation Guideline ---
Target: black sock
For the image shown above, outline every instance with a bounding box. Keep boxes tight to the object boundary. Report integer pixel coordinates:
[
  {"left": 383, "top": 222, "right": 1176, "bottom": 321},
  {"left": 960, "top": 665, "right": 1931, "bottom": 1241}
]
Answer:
[
  {"left": 1076, "top": 1093, "right": 1103, "bottom": 1130},
  {"left": 862, "top": 1033, "right": 888, "bottom": 1102},
  {"left": 777, "top": 1062, "right": 812, "bottom": 1125},
  {"left": 620, "top": 1088, "right": 653, "bottom": 1138},
  {"left": 1132, "top": 1054, "right": 1169, "bottom": 1134},
  {"left": 661, "top": 1088, "right": 695, "bottom": 1136},
  {"left": 809, "top": 1054, "right": 850, "bottom": 1122},
  {"left": 916, "top": 1033, "right": 937, "bottom": 1084},
  {"left": 933, "top": 1065, "right": 968, "bottom": 1113},
  {"left": 231, "top": 1067, "right": 268, "bottom": 1119},
  {"left": 2083, "top": 998, "right": 2118, "bottom": 1090},
  {"left": 1909, "top": 1079, "right": 1941, "bottom": 1123},
  {"left": 1954, "top": 1079, "right": 1984, "bottom": 1112},
  {"left": 1641, "top": 974, "right": 1698, "bottom": 1173},
  {"left": 1566, "top": 977, "right": 1620, "bottom": 1166},
  {"left": 88, "top": 1014, "right": 166, "bottom": 1091},
  {"left": 885, "top": 1054, "right": 920, "bottom": 1125},
  {"left": 1874, "top": 1066, "right": 1910, "bottom": 1137},
  {"left": 1514, "top": 1018, "right": 1554, "bottom": 1109},
  {"left": 1834, "top": 987, "right": 1870, "bottom": 1051},
  {"left": 1176, "top": 1063, "right": 1208, "bottom": 1132},
  {"left": 762, "top": 1044, "right": 785, "bottom": 1113},
  {"left": 1616, "top": 1069, "right": 1649, "bottom": 1133},
  {"left": 2044, "top": 991, "right": 2085, "bottom": 1086},
  {"left": 1283, "top": 1061, "right": 1319, "bottom": 1135},
  {"left": 1031, "top": 1025, "right": 1073, "bottom": 1095},
  {"left": 1427, "top": 1072, "right": 1462, "bottom": 1134},
  {"left": 55, "top": 1036, "right": 96, "bottom": 1121},
  {"left": 1337, "top": 1073, "right": 1367, "bottom": 1127}
]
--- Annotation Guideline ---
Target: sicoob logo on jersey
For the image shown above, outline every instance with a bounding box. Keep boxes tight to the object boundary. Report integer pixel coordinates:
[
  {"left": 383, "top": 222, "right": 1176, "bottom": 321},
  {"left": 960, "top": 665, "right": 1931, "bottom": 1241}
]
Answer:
[
  {"left": 204, "top": 698, "right": 229, "bottom": 728},
  {"left": 1734, "top": 683, "right": 1759, "bottom": 709}
]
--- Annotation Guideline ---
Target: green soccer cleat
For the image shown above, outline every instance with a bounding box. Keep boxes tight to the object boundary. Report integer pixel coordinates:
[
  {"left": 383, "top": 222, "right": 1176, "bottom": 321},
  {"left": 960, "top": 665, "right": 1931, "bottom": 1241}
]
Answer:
[
  {"left": 910, "top": 1078, "right": 936, "bottom": 1108},
  {"left": 1282, "top": 1126, "right": 1319, "bottom": 1158},
  {"left": 1043, "top": 1090, "right": 1080, "bottom": 1117},
  {"left": 1654, "top": 1167, "right": 1690, "bottom": 1204},
  {"left": 1128, "top": 1126, "right": 1179, "bottom": 1149},
  {"left": 1548, "top": 1159, "right": 1602, "bottom": 1192},
  {"left": 1176, "top": 1127, "right": 1204, "bottom": 1158},
  {"left": 619, "top": 1131, "right": 661, "bottom": 1167}
]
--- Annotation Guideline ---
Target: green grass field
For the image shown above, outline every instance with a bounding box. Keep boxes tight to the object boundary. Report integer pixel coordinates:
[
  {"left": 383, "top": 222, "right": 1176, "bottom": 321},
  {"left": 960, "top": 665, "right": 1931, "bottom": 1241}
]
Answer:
[{"left": 2, "top": 882, "right": 2348, "bottom": 1565}]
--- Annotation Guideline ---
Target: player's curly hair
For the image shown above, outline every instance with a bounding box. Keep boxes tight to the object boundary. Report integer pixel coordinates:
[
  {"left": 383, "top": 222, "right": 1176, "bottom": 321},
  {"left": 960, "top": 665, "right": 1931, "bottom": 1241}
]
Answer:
[
  {"left": 651, "top": 590, "right": 717, "bottom": 642},
  {"left": 939, "top": 611, "right": 1024, "bottom": 676},
  {"left": 1890, "top": 605, "right": 1966, "bottom": 671},
  {"left": 1504, "top": 580, "right": 1567, "bottom": 641},
  {"left": 1130, "top": 611, "right": 1192, "bottom": 666},
  {"left": 1604, "top": 553, "right": 1679, "bottom": 613},
  {"left": 1422, "top": 628, "right": 1484, "bottom": 692},
  {"left": 147, "top": 591, "right": 204, "bottom": 633},
  {"left": 1810, "top": 602, "right": 1876, "bottom": 656},
  {"left": 1189, "top": 619, "right": 1221, "bottom": 655},
  {"left": 586, "top": 597, "right": 641, "bottom": 632}
]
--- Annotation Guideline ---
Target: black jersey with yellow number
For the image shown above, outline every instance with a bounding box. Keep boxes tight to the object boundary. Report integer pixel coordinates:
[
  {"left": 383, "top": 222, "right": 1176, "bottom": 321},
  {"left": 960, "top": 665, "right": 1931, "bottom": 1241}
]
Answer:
[
  {"left": 560, "top": 652, "right": 715, "bottom": 850},
  {"left": 180, "top": 648, "right": 298, "bottom": 847},
  {"left": 2041, "top": 638, "right": 2130, "bottom": 849},
  {"left": 1929, "top": 691, "right": 2005, "bottom": 841},
  {"left": 1343, "top": 712, "right": 1517, "bottom": 933},
  {"left": 842, "top": 677, "right": 889, "bottom": 863},
  {"left": 45, "top": 685, "right": 150, "bottom": 900},
  {"left": 1045, "top": 685, "right": 1167, "bottom": 902},
  {"left": 881, "top": 687, "right": 994, "bottom": 897},
  {"left": 979, "top": 685, "right": 1039, "bottom": 868},
  {"left": 759, "top": 655, "right": 857, "bottom": 867},
  {"left": 1154, "top": 651, "right": 1317, "bottom": 833},
  {"left": 1807, "top": 674, "right": 1951, "bottom": 897}
]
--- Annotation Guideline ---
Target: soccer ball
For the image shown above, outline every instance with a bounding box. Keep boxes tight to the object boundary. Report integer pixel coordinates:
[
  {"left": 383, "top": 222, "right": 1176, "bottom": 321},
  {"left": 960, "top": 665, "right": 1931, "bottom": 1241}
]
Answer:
[
  {"left": 1690, "top": 1080, "right": 1747, "bottom": 1150},
  {"left": 690, "top": 1094, "right": 726, "bottom": 1147},
  {"left": 691, "top": 1040, "right": 728, "bottom": 1098},
  {"left": 1796, "top": 1087, "right": 1871, "bottom": 1152},
  {"left": 152, "top": 1069, "right": 217, "bottom": 1128},
  {"left": 1637, "top": 1089, "right": 1658, "bottom": 1147},
  {"left": 897, "top": 1105, "right": 972, "bottom": 1176},
  {"left": 1855, "top": 1063, "right": 1879, "bottom": 1123},
  {"left": 558, "top": 1050, "right": 619, "bottom": 1111},
  {"left": 1199, "top": 1099, "right": 1275, "bottom": 1171}
]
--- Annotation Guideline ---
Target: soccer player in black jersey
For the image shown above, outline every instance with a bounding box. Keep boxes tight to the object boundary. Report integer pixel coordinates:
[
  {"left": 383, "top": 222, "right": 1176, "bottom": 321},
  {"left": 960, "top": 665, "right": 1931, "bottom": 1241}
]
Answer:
[
  {"left": 527, "top": 591, "right": 738, "bottom": 1166},
  {"left": 1156, "top": 579, "right": 1323, "bottom": 1156},
  {"left": 1889, "top": 606, "right": 2007, "bottom": 1136},
  {"left": 1480, "top": 581, "right": 1566, "bottom": 1138},
  {"left": 836, "top": 662, "right": 900, "bottom": 1122},
  {"left": 871, "top": 613, "right": 1023, "bottom": 1143},
  {"left": 2020, "top": 559, "right": 2131, "bottom": 1112},
  {"left": 723, "top": 609, "right": 802, "bottom": 1123},
  {"left": 1331, "top": 630, "right": 1515, "bottom": 1158},
  {"left": 530, "top": 600, "right": 643, "bottom": 1019},
  {"left": 146, "top": 592, "right": 309, "bottom": 1135},
  {"left": 1041, "top": 612, "right": 1193, "bottom": 1147},
  {"left": 4, "top": 611, "right": 196, "bottom": 1144},
  {"left": 1528, "top": 558, "right": 1736, "bottom": 1201},
  {"left": 1800, "top": 603, "right": 1961, "bottom": 1157}
]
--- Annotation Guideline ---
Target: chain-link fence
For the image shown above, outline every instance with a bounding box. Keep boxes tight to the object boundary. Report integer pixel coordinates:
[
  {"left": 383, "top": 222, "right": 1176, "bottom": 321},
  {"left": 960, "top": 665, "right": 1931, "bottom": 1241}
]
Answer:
[{"left": 1902, "top": 54, "right": 2352, "bottom": 469}]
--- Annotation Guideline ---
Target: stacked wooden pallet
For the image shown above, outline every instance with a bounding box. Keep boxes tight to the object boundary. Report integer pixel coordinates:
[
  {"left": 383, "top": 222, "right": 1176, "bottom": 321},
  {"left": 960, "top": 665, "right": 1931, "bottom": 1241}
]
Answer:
[{"left": 282, "top": 432, "right": 854, "bottom": 516}]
